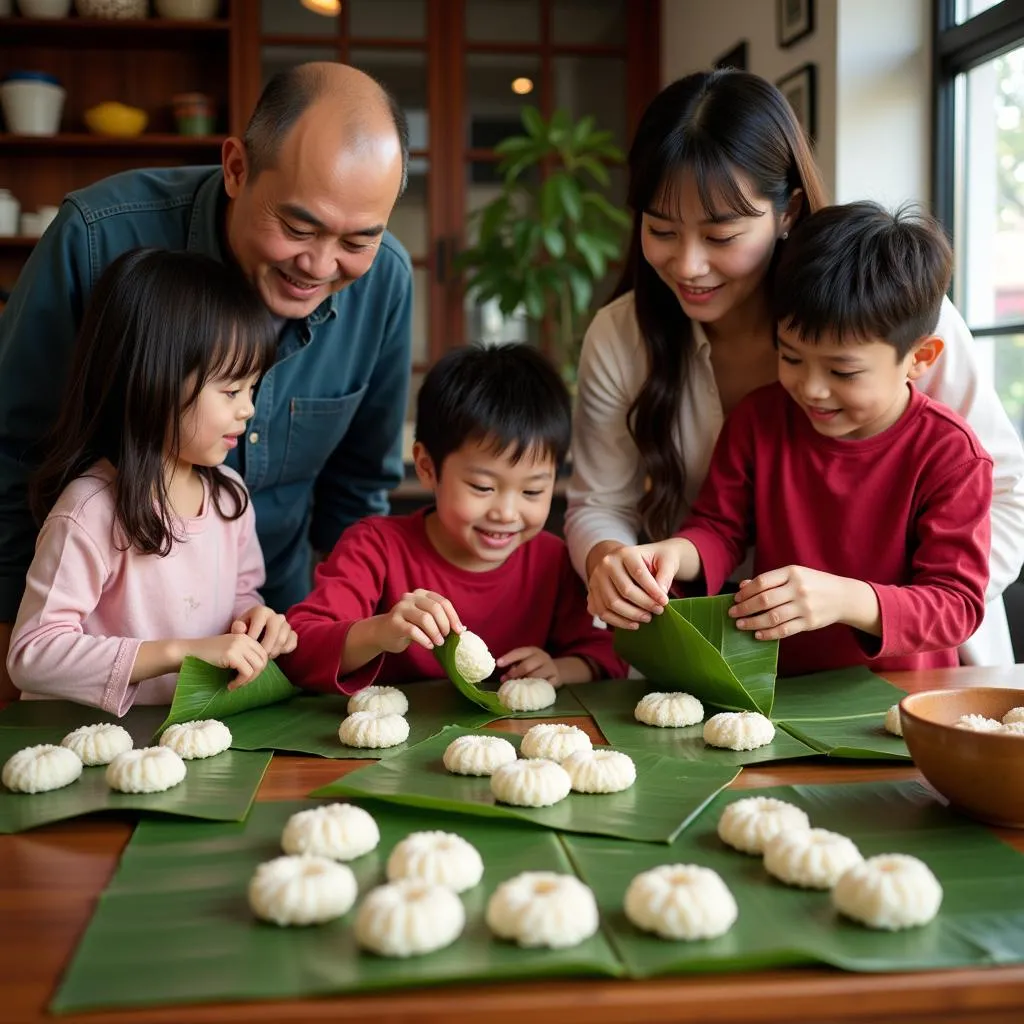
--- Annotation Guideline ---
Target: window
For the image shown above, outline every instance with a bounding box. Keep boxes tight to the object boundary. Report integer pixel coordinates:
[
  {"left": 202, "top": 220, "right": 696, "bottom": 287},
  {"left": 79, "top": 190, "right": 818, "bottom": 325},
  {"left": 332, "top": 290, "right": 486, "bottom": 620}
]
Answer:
[{"left": 935, "top": 0, "right": 1024, "bottom": 433}]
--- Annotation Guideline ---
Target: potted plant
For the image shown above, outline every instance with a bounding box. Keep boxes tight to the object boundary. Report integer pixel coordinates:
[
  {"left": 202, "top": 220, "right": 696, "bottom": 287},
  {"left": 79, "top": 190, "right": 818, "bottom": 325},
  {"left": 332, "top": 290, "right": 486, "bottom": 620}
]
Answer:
[{"left": 456, "top": 107, "right": 630, "bottom": 381}]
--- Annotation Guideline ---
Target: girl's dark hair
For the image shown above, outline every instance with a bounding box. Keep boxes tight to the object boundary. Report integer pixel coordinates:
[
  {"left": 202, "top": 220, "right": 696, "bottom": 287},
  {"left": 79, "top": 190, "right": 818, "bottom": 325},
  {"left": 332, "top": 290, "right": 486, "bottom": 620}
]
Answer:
[
  {"left": 613, "top": 69, "right": 827, "bottom": 540},
  {"left": 773, "top": 202, "right": 953, "bottom": 359},
  {"left": 415, "top": 343, "right": 571, "bottom": 473},
  {"left": 31, "top": 248, "right": 276, "bottom": 555}
]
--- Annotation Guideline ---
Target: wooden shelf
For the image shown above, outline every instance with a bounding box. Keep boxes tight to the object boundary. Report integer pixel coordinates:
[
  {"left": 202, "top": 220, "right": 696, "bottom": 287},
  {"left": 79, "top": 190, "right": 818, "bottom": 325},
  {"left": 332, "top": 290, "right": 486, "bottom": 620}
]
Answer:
[
  {"left": 0, "top": 236, "right": 37, "bottom": 250},
  {"left": 0, "top": 133, "right": 227, "bottom": 155},
  {"left": 0, "top": 16, "right": 230, "bottom": 47}
]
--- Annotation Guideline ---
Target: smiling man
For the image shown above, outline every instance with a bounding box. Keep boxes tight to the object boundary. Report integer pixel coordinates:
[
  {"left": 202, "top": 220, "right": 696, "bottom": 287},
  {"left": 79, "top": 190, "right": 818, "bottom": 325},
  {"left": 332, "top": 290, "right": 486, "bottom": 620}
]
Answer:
[{"left": 0, "top": 63, "right": 413, "bottom": 698}]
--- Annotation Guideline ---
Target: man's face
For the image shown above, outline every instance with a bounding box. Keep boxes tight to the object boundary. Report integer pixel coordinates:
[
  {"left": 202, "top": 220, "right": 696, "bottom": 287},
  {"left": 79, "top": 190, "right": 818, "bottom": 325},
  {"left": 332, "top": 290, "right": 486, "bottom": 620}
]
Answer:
[{"left": 223, "top": 121, "right": 404, "bottom": 320}]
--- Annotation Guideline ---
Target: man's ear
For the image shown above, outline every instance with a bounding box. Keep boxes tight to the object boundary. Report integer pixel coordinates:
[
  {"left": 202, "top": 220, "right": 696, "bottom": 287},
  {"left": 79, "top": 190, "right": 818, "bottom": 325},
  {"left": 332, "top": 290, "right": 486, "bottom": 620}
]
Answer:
[
  {"left": 412, "top": 442, "right": 439, "bottom": 491},
  {"left": 907, "top": 336, "right": 945, "bottom": 380},
  {"left": 221, "top": 137, "right": 250, "bottom": 199}
]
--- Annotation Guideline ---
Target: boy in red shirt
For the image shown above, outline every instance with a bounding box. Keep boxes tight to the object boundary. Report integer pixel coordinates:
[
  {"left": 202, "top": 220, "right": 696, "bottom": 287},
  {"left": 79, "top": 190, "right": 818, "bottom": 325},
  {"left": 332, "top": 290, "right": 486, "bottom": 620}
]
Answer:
[
  {"left": 285, "top": 343, "right": 625, "bottom": 694},
  {"left": 589, "top": 203, "right": 992, "bottom": 676}
]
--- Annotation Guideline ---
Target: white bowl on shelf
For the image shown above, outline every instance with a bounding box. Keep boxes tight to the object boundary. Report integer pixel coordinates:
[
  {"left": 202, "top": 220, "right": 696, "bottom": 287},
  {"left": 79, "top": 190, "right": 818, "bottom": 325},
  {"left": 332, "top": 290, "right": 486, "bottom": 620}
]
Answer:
[
  {"left": 0, "top": 77, "right": 66, "bottom": 136},
  {"left": 155, "top": 0, "right": 218, "bottom": 17},
  {"left": 16, "top": 0, "right": 73, "bottom": 16},
  {"left": 74, "top": 0, "right": 148, "bottom": 17}
]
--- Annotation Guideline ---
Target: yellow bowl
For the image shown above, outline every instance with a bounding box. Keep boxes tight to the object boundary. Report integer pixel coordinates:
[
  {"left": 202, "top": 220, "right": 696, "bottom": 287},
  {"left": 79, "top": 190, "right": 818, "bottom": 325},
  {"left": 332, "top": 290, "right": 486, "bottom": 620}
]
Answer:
[
  {"left": 900, "top": 687, "right": 1024, "bottom": 828},
  {"left": 84, "top": 102, "right": 148, "bottom": 138}
]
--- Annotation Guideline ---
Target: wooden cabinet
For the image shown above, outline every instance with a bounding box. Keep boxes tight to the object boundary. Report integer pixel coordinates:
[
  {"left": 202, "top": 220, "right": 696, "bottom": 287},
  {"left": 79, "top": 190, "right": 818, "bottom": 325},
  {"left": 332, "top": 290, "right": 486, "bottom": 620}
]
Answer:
[{"left": 0, "top": 5, "right": 247, "bottom": 296}]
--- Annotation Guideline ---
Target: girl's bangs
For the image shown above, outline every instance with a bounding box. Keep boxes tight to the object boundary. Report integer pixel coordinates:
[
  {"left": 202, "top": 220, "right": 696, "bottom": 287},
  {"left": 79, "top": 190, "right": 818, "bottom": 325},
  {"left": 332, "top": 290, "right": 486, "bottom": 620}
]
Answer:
[{"left": 200, "top": 316, "right": 276, "bottom": 387}]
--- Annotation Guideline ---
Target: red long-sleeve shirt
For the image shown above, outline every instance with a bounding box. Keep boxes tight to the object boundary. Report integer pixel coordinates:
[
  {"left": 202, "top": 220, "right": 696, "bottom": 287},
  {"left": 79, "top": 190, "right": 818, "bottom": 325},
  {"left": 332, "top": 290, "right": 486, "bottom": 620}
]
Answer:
[
  {"left": 284, "top": 509, "right": 626, "bottom": 694},
  {"left": 678, "top": 383, "right": 992, "bottom": 676}
]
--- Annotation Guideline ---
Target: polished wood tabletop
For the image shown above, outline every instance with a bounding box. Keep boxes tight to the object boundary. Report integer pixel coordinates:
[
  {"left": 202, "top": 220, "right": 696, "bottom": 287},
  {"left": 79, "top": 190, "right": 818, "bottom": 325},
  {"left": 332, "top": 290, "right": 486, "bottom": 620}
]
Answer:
[{"left": 3, "top": 666, "right": 1024, "bottom": 1024}]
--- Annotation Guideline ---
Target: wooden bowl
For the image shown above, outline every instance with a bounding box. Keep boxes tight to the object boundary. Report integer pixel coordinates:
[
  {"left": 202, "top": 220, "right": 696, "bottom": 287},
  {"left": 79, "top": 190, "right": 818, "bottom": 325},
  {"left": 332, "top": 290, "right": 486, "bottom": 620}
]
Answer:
[{"left": 900, "top": 687, "right": 1024, "bottom": 828}]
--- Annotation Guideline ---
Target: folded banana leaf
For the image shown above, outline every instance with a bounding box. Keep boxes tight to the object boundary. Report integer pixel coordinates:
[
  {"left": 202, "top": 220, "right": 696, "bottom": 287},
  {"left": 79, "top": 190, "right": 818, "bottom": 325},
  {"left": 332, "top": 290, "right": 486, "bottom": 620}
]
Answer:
[
  {"left": 0, "top": 700, "right": 166, "bottom": 737},
  {"left": 158, "top": 656, "right": 299, "bottom": 732},
  {"left": 571, "top": 679, "right": 819, "bottom": 766},
  {"left": 311, "top": 724, "right": 739, "bottom": 843},
  {"left": 0, "top": 721, "right": 271, "bottom": 834},
  {"left": 563, "top": 779, "right": 1024, "bottom": 976},
  {"left": 433, "top": 631, "right": 507, "bottom": 713},
  {"left": 614, "top": 595, "right": 778, "bottom": 716},
  {"left": 51, "top": 800, "right": 624, "bottom": 1014},
  {"left": 778, "top": 716, "right": 911, "bottom": 761}
]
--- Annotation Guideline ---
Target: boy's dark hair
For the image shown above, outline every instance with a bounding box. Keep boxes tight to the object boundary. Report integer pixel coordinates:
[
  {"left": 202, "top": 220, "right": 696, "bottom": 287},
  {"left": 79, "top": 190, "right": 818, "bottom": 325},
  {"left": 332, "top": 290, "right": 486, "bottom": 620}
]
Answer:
[
  {"left": 773, "top": 201, "right": 953, "bottom": 359},
  {"left": 31, "top": 248, "right": 276, "bottom": 555},
  {"left": 415, "top": 343, "right": 572, "bottom": 474}
]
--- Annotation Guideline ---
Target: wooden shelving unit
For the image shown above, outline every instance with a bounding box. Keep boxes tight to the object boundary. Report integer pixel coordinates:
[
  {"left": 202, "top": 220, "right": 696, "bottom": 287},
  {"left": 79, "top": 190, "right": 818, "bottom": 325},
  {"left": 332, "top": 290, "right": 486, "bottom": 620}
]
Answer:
[{"left": 0, "top": 5, "right": 246, "bottom": 293}]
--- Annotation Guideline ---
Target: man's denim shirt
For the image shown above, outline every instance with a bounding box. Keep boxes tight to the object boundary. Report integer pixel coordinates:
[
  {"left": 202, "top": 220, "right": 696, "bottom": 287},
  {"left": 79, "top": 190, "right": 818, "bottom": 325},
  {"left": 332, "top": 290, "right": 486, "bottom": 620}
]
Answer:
[{"left": 0, "top": 166, "right": 413, "bottom": 615}]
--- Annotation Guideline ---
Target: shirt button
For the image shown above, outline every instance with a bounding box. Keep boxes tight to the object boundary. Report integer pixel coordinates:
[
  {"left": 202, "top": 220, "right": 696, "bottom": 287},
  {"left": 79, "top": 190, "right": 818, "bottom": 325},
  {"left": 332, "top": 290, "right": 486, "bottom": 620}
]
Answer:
[{"left": 248, "top": 432, "right": 260, "bottom": 444}]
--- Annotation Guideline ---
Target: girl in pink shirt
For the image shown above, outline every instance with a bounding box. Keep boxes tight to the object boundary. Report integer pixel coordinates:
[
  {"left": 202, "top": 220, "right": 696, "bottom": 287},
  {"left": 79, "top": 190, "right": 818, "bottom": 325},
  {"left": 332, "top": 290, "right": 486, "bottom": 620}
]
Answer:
[{"left": 7, "top": 248, "right": 297, "bottom": 713}]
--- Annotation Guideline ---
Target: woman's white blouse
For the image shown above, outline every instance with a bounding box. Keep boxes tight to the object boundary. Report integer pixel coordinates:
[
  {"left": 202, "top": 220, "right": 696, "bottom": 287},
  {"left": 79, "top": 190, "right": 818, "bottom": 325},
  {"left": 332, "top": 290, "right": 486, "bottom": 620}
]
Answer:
[{"left": 565, "top": 292, "right": 1024, "bottom": 665}]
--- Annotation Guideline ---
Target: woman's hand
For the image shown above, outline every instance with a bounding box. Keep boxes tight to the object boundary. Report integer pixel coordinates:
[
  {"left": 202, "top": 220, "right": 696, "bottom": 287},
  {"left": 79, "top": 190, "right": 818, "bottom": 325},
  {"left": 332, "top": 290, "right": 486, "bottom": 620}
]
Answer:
[{"left": 586, "top": 539, "right": 688, "bottom": 629}]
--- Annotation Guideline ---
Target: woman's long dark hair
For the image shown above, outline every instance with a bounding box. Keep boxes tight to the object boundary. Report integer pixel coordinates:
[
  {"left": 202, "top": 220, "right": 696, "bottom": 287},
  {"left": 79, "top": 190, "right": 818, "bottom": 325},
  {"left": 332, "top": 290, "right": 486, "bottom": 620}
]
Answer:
[
  {"left": 615, "top": 69, "right": 827, "bottom": 541},
  {"left": 31, "top": 248, "right": 276, "bottom": 555}
]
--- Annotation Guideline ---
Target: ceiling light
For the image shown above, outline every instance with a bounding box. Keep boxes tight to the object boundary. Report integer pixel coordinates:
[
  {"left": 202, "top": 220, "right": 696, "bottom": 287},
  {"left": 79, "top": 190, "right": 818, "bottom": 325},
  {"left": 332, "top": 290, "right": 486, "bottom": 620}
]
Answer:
[
  {"left": 301, "top": 0, "right": 340, "bottom": 15},
  {"left": 511, "top": 77, "right": 534, "bottom": 95}
]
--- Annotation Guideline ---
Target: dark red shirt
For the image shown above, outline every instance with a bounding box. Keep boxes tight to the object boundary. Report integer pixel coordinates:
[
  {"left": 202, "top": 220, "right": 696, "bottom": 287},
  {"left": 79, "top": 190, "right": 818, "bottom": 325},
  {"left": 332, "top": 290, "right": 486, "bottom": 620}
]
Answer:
[
  {"left": 284, "top": 509, "right": 626, "bottom": 693},
  {"left": 678, "top": 383, "right": 992, "bottom": 676}
]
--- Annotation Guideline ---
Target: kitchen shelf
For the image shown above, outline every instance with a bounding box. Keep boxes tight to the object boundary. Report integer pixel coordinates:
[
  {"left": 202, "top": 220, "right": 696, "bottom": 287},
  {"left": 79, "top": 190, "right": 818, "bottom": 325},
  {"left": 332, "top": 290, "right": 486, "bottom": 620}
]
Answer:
[
  {"left": 0, "top": 17, "right": 230, "bottom": 47},
  {"left": 0, "top": 133, "right": 227, "bottom": 156}
]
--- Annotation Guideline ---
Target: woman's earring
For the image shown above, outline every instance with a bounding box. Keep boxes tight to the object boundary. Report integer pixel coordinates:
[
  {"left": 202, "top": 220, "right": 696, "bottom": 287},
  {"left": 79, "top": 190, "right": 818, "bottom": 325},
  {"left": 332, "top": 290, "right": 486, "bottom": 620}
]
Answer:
[{"left": 781, "top": 231, "right": 789, "bottom": 241}]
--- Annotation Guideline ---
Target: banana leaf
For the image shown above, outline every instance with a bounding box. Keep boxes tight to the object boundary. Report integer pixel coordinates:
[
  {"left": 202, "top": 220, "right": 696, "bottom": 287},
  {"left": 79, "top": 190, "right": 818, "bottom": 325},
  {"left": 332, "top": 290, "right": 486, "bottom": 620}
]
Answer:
[
  {"left": 571, "top": 679, "right": 819, "bottom": 766},
  {"left": 158, "top": 656, "right": 299, "bottom": 732},
  {"left": 778, "top": 716, "right": 911, "bottom": 761},
  {"left": 770, "top": 667, "right": 907, "bottom": 721},
  {"left": 311, "top": 724, "right": 739, "bottom": 843},
  {"left": 0, "top": 700, "right": 166, "bottom": 737},
  {"left": 433, "top": 632, "right": 507, "bottom": 713},
  {"left": 562, "top": 780, "right": 1024, "bottom": 976},
  {"left": 51, "top": 800, "right": 624, "bottom": 1014},
  {"left": 0, "top": 723, "right": 271, "bottom": 833},
  {"left": 615, "top": 595, "right": 778, "bottom": 715}
]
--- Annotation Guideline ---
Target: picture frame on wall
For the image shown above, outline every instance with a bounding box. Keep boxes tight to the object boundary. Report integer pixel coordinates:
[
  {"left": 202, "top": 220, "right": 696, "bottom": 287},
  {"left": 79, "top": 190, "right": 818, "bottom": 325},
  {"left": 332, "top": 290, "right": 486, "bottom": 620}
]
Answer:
[
  {"left": 777, "top": 0, "right": 815, "bottom": 48},
  {"left": 777, "top": 63, "right": 817, "bottom": 143},
  {"left": 713, "top": 40, "right": 748, "bottom": 72}
]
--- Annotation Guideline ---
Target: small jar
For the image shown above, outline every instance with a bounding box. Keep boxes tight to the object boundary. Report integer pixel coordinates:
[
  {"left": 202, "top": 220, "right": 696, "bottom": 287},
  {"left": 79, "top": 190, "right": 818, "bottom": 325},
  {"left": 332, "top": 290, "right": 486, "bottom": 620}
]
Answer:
[
  {"left": 172, "top": 92, "right": 215, "bottom": 136},
  {"left": 0, "top": 189, "right": 20, "bottom": 237}
]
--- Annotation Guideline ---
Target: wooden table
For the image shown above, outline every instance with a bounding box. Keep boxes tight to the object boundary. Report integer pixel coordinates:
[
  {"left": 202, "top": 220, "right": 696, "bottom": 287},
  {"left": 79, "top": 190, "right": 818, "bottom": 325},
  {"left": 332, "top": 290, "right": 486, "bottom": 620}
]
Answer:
[{"left": 3, "top": 666, "right": 1024, "bottom": 1024}]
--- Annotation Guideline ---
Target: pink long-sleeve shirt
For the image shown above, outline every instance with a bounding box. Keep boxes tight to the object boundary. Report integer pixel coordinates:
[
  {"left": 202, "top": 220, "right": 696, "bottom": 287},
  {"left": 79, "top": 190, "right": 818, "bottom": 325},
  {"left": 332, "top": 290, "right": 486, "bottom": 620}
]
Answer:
[{"left": 8, "top": 460, "right": 265, "bottom": 714}]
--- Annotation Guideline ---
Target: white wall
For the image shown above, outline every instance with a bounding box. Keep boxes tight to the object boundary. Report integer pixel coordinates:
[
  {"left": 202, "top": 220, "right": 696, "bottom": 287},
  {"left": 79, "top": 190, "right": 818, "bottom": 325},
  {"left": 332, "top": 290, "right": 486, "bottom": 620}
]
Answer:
[{"left": 659, "top": 0, "right": 931, "bottom": 207}]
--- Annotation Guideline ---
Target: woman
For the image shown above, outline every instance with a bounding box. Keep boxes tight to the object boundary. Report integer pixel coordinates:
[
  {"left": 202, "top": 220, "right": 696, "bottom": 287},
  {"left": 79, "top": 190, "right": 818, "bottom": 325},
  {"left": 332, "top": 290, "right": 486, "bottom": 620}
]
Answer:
[{"left": 565, "top": 69, "right": 1024, "bottom": 664}]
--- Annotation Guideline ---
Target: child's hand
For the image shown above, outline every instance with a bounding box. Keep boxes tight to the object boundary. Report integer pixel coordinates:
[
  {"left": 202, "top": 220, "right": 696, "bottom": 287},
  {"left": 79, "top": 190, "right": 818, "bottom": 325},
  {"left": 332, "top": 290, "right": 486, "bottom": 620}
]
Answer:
[
  {"left": 587, "top": 540, "right": 683, "bottom": 629},
  {"left": 188, "top": 633, "right": 269, "bottom": 690},
  {"left": 375, "top": 590, "right": 464, "bottom": 654},
  {"left": 729, "top": 566, "right": 856, "bottom": 640},
  {"left": 231, "top": 605, "right": 298, "bottom": 659},
  {"left": 495, "top": 646, "right": 559, "bottom": 685}
]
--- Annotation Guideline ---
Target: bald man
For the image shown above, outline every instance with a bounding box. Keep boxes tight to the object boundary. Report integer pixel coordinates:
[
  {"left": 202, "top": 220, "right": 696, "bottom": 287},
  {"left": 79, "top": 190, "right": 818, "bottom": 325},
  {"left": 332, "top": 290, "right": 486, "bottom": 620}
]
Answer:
[{"left": 0, "top": 63, "right": 413, "bottom": 698}]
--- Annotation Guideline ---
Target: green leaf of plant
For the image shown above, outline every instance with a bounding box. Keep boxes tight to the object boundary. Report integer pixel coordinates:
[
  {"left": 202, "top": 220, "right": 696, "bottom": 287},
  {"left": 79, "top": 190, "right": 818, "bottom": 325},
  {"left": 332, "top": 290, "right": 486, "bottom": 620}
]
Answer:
[
  {"left": 613, "top": 595, "right": 778, "bottom": 716},
  {"left": 522, "top": 275, "right": 547, "bottom": 320},
  {"left": 572, "top": 114, "right": 596, "bottom": 147},
  {"left": 542, "top": 226, "right": 567, "bottom": 258},
  {"left": 540, "top": 175, "right": 564, "bottom": 228},
  {"left": 583, "top": 190, "right": 630, "bottom": 227},
  {"left": 573, "top": 232, "right": 607, "bottom": 279},
  {"left": 433, "top": 633, "right": 508, "bottom": 714},
  {"left": 566, "top": 264, "right": 593, "bottom": 315},
  {"left": 158, "top": 657, "right": 299, "bottom": 734},
  {"left": 553, "top": 174, "right": 583, "bottom": 221},
  {"left": 520, "top": 105, "right": 546, "bottom": 140},
  {"left": 577, "top": 156, "right": 611, "bottom": 187}
]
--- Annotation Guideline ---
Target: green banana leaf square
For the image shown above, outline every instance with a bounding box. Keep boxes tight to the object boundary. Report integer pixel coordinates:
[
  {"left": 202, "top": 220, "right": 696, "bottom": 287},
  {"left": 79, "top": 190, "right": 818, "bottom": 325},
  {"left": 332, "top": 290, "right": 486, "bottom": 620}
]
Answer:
[
  {"left": 51, "top": 800, "right": 624, "bottom": 1014},
  {"left": 614, "top": 595, "right": 778, "bottom": 715},
  {"left": 0, "top": 704, "right": 270, "bottom": 833},
  {"left": 778, "top": 717, "right": 910, "bottom": 761},
  {"left": 571, "top": 679, "right": 819, "bottom": 765},
  {"left": 563, "top": 780, "right": 1024, "bottom": 976},
  {"left": 311, "top": 724, "right": 739, "bottom": 843}
]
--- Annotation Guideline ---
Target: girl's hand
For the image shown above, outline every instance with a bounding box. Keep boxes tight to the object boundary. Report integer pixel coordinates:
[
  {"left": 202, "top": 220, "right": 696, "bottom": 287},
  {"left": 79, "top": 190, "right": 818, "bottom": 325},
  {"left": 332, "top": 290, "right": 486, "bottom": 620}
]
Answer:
[
  {"left": 495, "top": 646, "right": 558, "bottom": 685},
  {"left": 231, "top": 605, "right": 298, "bottom": 659},
  {"left": 586, "top": 540, "right": 681, "bottom": 630},
  {"left": 729, "top": 566, "right": 866, "bottom": 640},
  {"left": 374, "top": 590, "right": 464, "bottom": 654},
  {"left": 187, "top": 633, "right": 269, "bottom": 690}
]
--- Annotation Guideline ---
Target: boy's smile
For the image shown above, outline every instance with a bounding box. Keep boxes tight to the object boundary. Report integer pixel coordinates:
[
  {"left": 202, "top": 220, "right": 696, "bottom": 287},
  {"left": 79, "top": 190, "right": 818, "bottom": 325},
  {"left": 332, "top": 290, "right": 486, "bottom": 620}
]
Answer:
[
  {"left": 776, "top": 325, "right": 940, "bottom": 441},
  {"left": 413, "top": 438, "right": 556, "bottom": 572}
]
